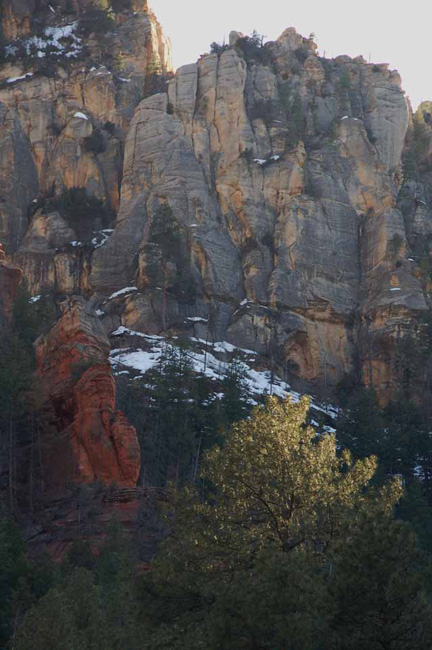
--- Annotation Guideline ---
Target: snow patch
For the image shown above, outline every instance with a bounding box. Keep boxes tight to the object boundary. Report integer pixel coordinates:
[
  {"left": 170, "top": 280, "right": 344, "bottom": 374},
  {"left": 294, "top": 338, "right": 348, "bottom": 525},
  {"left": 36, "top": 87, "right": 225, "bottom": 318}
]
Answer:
[
  {"left": 5, "top": 21, "right": 82, "bottom": 62},
  {"left": 6, "top": 72, "right": 33, "bottom": 84},
  {"left": 213, "top": 341, "right": 256, "bottom": 356},
  {"left": 73, "top": 111, "right": 88, "bottom": 120},
  {"left": 107, "top": 287, "right": 138, "bottom": 300}
]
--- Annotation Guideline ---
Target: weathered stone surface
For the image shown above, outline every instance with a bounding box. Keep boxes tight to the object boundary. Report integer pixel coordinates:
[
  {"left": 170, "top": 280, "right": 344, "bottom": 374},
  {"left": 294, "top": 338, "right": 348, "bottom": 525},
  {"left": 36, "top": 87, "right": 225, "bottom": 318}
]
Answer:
[
  {"left": 0, "top": 1, "right": 172, "bottom": 255},
  {"left": 90, "top": 31, "right": 419, "bottom": 395},
  {"left": 35, "top": 297, "right": 141, "bottom": 488},
  {"left": 0, "top": 103, "right": 39, "bottom": 252},
  {"left": 1, "top": 10, "right": 430, "bottom": 402}
]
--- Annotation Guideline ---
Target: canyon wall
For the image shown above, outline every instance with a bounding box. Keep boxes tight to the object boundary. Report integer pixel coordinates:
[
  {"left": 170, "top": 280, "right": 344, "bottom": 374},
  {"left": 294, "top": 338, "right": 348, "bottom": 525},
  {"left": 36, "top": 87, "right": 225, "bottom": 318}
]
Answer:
[{"left": 1, "top": 3, "right": 432, "bottom": 466}]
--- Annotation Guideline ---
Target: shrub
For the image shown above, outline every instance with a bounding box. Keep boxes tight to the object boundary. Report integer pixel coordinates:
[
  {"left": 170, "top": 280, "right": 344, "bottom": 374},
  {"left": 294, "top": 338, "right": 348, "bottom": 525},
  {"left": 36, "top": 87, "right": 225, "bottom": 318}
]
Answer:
[
  {"left": 248, "top": 99, "right": 280, "bottom": 126},
  {"left": 35, "top": 58, "right": 58, "bottom": 78},
  {"left": 237, "top": 30, "right": 271, "bottom": 65},
  {"left": 42, "top": 188, "right": 112, "bottom": 240},
  {"left": 365, "top": 127, "right": 378, "bottom": 145},
  {"left": 293, "top": 47, "right": 308, "bottom": 63},
  {"left": 210, "top": 41, "right": 229, "bottom": 55},
  {"left": 48, "top": 122, "right": 64, "bottom": 137},
  {"left": 111, "top": 0, "right": 133, "bottom": 12},
  {"left": 239, "top": 148, "right": 254, "bottom": 163},
  {"left": 103, "top": 121, "right": 116, "bottom": 135},
  {"left": 339, "top": 68, "right": 351, "bottom": 90},
  {"left": 83, "top": 128, "right": 106, "bottom": 154},
  {"left": 388, "top": 233, "right": 404, "bottom": 258},
  {"left": 280, "top": 87, "right": 305, "bottom": 147},
  {"left": 372, "top": 64, "right": 381, "bottom": 73},
  {"left": 78, "top": 9, "right": 116, "bottom": 37}
]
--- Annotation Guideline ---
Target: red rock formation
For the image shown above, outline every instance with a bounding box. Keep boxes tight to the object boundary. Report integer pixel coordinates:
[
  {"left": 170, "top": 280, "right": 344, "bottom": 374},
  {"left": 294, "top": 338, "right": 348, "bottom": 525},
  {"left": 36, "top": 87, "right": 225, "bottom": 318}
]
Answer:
[
  {"left": 0, "top": 243, "right": 23, "bottom": 319},
  {"left": 35, "top": 297, "right": 141, "bottom": 489}
]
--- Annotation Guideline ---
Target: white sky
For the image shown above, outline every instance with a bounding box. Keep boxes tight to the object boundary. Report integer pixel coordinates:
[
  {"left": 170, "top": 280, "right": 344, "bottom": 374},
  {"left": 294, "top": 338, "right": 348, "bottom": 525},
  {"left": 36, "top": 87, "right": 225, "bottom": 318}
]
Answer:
[{"left": 153, "top": 0, "right": 432, "bottom": 110}]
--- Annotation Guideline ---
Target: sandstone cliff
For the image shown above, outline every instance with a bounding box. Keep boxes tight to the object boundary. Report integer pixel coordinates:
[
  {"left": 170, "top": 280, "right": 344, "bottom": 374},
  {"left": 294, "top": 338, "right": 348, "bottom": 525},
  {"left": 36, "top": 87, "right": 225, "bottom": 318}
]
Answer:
[
  {"left": 0, "top": 0, "right": 171, "bottom": 255},
  {"left": 90, "top": 28, "right": 432, "bottom": 400},
  {"left": 35, "top": 296, "right": 141, "bottom": 488},
  {"left": 1, "top": 5, "right": 432, "bottom": 415}
]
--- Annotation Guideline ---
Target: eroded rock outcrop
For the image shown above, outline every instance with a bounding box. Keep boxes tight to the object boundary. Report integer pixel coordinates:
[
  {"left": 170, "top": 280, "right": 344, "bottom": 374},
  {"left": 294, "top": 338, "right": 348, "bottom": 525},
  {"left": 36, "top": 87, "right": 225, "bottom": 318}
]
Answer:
[
  {"left": 1, "top": 7, "right": 431, "bottom": 403},
  {"left": 91, "top": 30, "right": 427, "bottom": 398},
  {"left": 0, "top": 0, "right": 172, "bottom": 254},
  {"left": 35, "top": 297, "right": 140, "bottom": 488}
]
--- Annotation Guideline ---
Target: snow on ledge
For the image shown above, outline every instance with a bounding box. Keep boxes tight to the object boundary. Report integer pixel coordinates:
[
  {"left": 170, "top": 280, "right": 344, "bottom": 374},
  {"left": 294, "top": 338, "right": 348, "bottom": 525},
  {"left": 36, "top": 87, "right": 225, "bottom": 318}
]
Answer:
[
  {"left": 6, "top": 72, "right": 33, "bottom": 84},
  {"left": 107, "top": 287, "right": 138, "bottom": 300},
  {"left": 73, "top": 111, "right": 88, "bottom": 120}
]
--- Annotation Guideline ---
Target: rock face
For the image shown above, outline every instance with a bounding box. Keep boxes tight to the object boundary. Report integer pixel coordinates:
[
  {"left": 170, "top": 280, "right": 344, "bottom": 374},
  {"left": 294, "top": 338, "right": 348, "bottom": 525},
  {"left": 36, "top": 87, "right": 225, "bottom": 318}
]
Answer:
[
  {"left": 35, "top": 297, "right": 141, "bottom": 488},
  {"left": 1, "top": 7, "right": 432, "bottom": 409},
  {"left": 91, "top": 30, "right": 428, "bottom": 400},
  {"left": 0, "top": 0, "right": 172, "bottom": 254}
]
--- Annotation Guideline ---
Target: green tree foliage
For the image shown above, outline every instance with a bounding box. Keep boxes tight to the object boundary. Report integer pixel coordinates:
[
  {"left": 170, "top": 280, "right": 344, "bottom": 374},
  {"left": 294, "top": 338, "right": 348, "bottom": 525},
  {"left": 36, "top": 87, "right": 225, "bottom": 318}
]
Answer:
[
  {"left": 329, "top": 513, "right": 432, "bottom": 649},
  {"left": 78, "top": 9, "right": 116, "bottom": 37},
  {"left": 41, "top": 187, "right": 113, "bottom": 240},
  {"left": 209, "top": 41, "right": 229, "bottom": 55},
  {"left": 0, "top": 283, "right": 56, "bottom": 511},
  {"left": 0, "top": 518, "right": 53, "bottom": 647},
  {"left": 83, "top": 128, "right": 106, "bottom": 155},
  {"left": 335, "top": 359, "right": 432, "bottom": 547},
  {"left": 138, "top": 397, "right": 407, "bottom": 649},
  {"left": 143, "top": 205, "right": 195, "bottom": 327},
  {"left": 13, "top": 522, "right": 140, "bottom": 650},
  {"left": 143, "top": 344, "right": 220, "bottom": 487},
  {"left": 236, "top": 31, "right": 271, "bottom": 65},
  {"left": 218, "top": 355, "right": 251, "bottom": 427},
  {"left": 5, "top": 397, "right": 432, "bottom": 649},
  {"left": 111, "top": 0, "right": 133, "bottom": 12},
  {"left": 0, "top": 518, "right": 28, "bottom": 645},
  {"left": 116, "top": 344, "right": 254, "bottom": 488},
  {"left": 280, "top": 84, "right": 305, "bottom": 147},
  {"left": 12, "top": 282, "right": 56, "bottom": 348}
]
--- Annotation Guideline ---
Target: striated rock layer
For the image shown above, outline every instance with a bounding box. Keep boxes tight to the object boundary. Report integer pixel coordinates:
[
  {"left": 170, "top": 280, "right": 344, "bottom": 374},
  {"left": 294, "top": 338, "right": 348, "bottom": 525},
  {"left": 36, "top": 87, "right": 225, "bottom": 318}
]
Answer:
[
  {"left": 35, "top": 297, "right": 141, "bottom": 488},
  {"left": 91, "top": 28, "right": 432, "bottom": 399},
  {"left": 0, "top": 0, "right": 172, "bottom": 254},
  {"left": 1, "top": 5, "right": 432, "bottom": 408}
]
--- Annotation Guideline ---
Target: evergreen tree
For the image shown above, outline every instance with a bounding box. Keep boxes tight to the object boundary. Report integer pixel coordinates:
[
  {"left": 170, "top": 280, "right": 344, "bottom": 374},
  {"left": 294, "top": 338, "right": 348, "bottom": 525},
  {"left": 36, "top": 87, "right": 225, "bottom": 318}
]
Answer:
[
  {"left": 328, "top": 514, "right": 432, "bottom": 649},
  {"left": 218, "top": 354, "right": 251, "bottom": 427},
  {"left": 138, "top": 397, "right": 403, "bottom": 649}
]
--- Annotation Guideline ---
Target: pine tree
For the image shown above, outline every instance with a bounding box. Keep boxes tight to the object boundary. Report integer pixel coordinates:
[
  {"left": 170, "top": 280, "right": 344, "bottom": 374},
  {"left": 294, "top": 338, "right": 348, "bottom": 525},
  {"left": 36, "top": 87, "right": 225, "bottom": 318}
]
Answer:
[
  {"left": 218, "top": 354, "right": 251, "bottom": 427},
  {"left": 140, "top": 397, "right": 402, "bottom": 649},
  {"left": 328, "top": 514, "right": 432, "bottom": 649}
]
